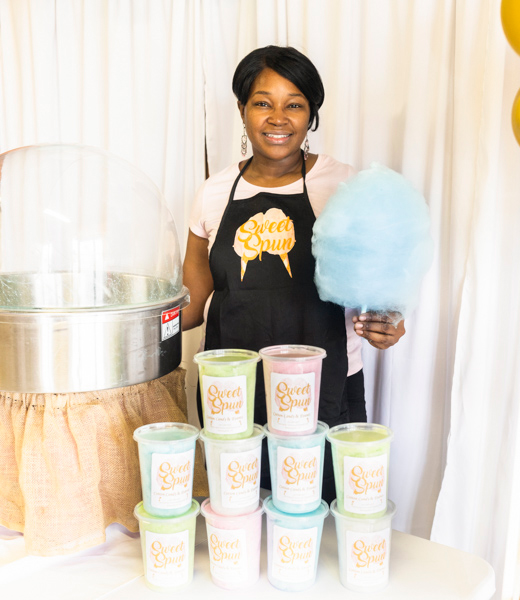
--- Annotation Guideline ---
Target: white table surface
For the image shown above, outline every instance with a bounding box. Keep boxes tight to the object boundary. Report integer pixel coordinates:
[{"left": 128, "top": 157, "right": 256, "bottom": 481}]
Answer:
[{"left": 0, "top": 505, "right": 495, "bottom": 600}]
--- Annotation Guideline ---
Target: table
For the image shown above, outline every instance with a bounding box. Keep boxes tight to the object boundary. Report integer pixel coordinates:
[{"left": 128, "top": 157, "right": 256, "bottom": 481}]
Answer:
[{"left": 0, "top": 505, "right": 495, "bottom": 600}]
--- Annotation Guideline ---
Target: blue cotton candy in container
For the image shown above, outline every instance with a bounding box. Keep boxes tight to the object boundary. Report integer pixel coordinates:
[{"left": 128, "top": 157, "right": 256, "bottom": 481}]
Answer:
[{"left": 311, "top": 163, "right": 434, "bottom": 318}]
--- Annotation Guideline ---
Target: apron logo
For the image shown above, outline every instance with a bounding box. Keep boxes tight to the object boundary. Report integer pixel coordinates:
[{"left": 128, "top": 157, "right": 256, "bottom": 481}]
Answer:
[{"left": 233, "top": 208, "right": 295, "bottom": 281}]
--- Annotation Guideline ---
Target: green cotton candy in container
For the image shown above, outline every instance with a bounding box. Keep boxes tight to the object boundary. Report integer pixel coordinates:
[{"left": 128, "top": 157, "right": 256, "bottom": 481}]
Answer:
[
  {"left": 326, "top": 423, "right": 394, "bottom": 518},
  {"left": 134, "top": 500, "right": 200, "bottom": 592},
  {"left": 194, "top": 349, "right": 260, "bottom": 439},
  {"left": 331, "top": 499, "right": 397, "bottom": 591},
  {"left": 133, "top": 422, "right": 199, "bottom": 517},
  {"left": 312, "top": 163, "right": 434, "bottom": 317}
]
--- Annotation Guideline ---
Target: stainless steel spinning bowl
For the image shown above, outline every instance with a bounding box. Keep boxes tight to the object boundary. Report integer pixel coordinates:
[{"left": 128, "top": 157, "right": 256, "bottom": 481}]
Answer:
[{"left": 0, "top": 273, "right": 189, "bottom": 393}]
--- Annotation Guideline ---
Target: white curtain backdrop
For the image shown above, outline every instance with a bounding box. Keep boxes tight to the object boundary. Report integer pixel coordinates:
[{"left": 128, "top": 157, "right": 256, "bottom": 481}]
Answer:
[
  {"left": 1, "top": 1, "right": 519, "bottom": 598},
  {"left": 0, "top": 0, "right": 205, "bottom": 242}
]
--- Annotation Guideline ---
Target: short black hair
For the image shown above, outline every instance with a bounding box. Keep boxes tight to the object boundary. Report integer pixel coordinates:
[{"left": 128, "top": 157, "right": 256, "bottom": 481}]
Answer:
[{"left": 232, "top": 45, "right": 324, "bottom": 131}]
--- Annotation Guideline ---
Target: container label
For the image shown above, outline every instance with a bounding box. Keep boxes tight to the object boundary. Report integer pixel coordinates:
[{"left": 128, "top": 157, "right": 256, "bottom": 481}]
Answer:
[
  {"left": 343, "top": 454, "right": 387, "bottom": 514},
  {"left": 276, "top": 445, "right": 321, "bottom": 505},
  {"left": 270, "top": 372, "right": 315, "bottom": 432},
  {"left": 346, "top": 527, "right": 390, "bottom": 587},
  {"left": 151, "top": 449, "right": 194, "bottom": 509},
  {"left": 220, "top": 446, "right": 261, "bottom": 508},
  {"left": 161, "top": 308, "right": 179, "bottom": 341},
  {"left": 207, "top": 524, "right": 248, "bottom": 583},
  {"left": 145, "top": 529, "right": 189, "bottom": 587},
  {"left": 272, "top": 525, "right": 317, "bottom": 583},
  {"left": 202, "top": 375, "right": 248, "bottom": 434}
]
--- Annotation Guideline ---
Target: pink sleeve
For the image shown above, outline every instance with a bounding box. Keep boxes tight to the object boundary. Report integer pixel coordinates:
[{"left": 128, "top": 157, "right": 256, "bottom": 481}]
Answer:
[{"left": 188, "top": 183, "right": 209, "bottom": 239}]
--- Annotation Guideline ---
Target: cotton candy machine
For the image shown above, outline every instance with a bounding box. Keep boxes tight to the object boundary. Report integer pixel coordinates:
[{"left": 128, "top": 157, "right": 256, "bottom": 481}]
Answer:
[{"left": 0, "top": 144, "right": 188, "bottom": 393}]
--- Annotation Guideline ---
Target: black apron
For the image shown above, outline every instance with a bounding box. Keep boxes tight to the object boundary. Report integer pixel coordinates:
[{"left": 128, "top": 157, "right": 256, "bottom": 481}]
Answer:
[{"left": 201, "top": 155, "right": 350, "bottom": 503}]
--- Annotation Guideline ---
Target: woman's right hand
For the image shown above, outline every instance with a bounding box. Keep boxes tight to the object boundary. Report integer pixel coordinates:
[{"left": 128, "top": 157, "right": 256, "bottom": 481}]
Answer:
[{"left": 182, "top": 230, "right": 214, "bottom": 331}]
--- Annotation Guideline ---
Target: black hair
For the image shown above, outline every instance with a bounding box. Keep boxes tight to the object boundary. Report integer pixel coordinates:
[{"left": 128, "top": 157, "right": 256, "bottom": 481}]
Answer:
[{"left": 232, "top": 45, "right": 324, "bottom": 131}]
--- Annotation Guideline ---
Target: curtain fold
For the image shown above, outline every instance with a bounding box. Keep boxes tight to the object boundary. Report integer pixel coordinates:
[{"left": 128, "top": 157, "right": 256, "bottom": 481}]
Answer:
[{"left": 430, "top": 5, "right": 520, "bottom": 600}]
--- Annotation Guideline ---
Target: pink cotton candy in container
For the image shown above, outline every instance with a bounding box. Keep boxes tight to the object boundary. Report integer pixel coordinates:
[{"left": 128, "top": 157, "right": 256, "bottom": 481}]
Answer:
[
  {"left": 201, "top": 498, "right": 264, "bottom": 589},
  {"left": 259, "top": 344, "right": 326, "bottom": 435}
]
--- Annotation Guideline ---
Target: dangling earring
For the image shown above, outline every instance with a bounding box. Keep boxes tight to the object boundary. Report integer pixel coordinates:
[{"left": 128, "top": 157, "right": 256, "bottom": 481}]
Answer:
[
  {"left": 303, "top": 135, "right": 310, "bottom": 160},
  {"left": 241, "top": 124, "right": 248, "bottom": 156}
]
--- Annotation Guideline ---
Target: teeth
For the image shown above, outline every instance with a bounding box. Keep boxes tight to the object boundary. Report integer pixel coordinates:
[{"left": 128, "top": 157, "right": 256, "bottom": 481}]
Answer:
[{"left": 265, "top": 134, "right": 290, "bottom": 139}]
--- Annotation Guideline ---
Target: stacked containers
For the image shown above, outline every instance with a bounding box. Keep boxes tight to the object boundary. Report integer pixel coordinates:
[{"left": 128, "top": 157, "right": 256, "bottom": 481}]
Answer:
[
  {"left": 327, "top": 423, "right": 396, "bottom": 591},
  {"left": 133, "top": 423, "right": 201, "bottom": 592},
  {"left": 195, "top": 349, "right": 264, "bottom": 589},
  {"left": 260, "top": 345, "right": 329, "bottom": 591}
]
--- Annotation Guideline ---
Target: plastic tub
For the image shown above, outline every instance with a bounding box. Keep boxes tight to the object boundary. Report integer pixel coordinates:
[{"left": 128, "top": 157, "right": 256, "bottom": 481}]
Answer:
[
  {"left": 264, "top": 495, "right": 329, "bottom": 591},
  {"left": 327, "top": 423, "right": 393, "bottom": 517},
  {"left": 201, "top": 498, "right": 264, "bottom": 589},
  {"left": 264, "top": 421, "right": 328, "bottom": 513},
  {"left": 200, "top": 425, "right": 264, "bottom": 516},
  {"left": 260, "top": 344, "right": 326, "bottom": 435},
  {"left": 133, "top": 422, "right": 199, "bottom": 517},
  {"left": 134, "top": 500, "right": 200, "bottom": 592},
  {"left": 331, "top": 498, "right": 396, "bottom": 591},
  {"left": 194, "top": 349, "right": 260, "bottom": 439}
]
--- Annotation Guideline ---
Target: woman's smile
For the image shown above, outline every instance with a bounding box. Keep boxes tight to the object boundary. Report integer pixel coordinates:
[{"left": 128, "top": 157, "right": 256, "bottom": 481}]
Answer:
[{"left": 263, "top": 132, "right": 292, "bottom": 143}]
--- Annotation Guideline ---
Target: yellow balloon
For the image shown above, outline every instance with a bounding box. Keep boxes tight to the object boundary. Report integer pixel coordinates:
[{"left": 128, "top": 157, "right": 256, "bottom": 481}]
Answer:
[
  {"left": 501, "top": 0, "right": 520, "bottom": 55},
  {"left": 512, "top": 88, "right": 520, "bottom": 146}
]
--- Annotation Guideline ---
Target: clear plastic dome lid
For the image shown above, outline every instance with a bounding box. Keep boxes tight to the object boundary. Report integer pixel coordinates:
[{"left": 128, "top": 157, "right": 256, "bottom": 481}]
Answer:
[{"left": 0, "top": 144, "right": 183, "bottom": 310}]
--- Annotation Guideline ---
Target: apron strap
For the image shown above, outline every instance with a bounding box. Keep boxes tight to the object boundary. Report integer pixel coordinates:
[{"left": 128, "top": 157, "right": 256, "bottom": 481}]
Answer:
[{"left": 228, "top": 150, "right": 309, "bottom": 205}]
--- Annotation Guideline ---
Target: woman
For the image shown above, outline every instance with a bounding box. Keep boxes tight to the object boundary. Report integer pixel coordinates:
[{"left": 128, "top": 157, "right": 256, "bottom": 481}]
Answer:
[{"left": 183, "top": 46, "right": 405, "bottom": 502}]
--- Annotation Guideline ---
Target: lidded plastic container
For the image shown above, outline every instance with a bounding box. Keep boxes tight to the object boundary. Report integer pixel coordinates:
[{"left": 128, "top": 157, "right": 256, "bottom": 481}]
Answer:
[{"left": 0, "top": 144, "right": 188, "bottom": 392}]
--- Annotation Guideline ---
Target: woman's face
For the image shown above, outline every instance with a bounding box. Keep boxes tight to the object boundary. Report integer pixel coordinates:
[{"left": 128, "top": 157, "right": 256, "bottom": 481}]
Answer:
[{"left": 239, "top": 68, "right": 310, "bottom": 164}]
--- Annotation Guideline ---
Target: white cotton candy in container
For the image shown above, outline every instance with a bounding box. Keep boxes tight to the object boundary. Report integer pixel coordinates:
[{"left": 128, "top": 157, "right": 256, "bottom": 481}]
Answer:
[{"left": 311, "top": 163, "right": 434, "bottom": 318}]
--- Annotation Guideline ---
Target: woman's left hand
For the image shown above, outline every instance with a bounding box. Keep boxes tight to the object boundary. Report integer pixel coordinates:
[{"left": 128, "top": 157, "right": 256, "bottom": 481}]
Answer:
[{"left": 353, "top": 312, "right": 405, "bottom": 350}]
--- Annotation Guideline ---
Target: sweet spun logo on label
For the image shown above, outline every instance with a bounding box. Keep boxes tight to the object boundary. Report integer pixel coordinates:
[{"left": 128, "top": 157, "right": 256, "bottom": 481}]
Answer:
[
  {"left": 206, "top": 384, "right": 244, "bottom": 415},
  {"left": 351, "top": 537, "right": 387, "bottom": 568},
  {"left": 349, "top": 465, "right": 385, "bottom": 495},
  {"left": 281, "top": 455, "right": 317, "bottom": 486},
  {"left": 226, "top": 457, "right": 259, "bottom": 490},
  {"left": 209, "top": 533, "right": 242, "bottom": 564},
  {"left": 157, "top": 459, "right": 192, "bottom": 491},
  {"left": 278, "top": 534, "right": 313, "bottom": 565},
  {"left": 150, "top": 539, "right": 186, "bottom": 569},
  {"left": 275, "top": 381, "right": 312, "bottom": 412}
]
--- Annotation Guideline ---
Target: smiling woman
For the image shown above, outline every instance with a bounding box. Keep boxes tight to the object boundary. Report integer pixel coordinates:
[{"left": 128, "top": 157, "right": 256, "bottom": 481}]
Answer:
[
  {"left": 182, "top": 45, "right": 405, "bottom": 502},
  {"left": 237, "top": 68, "right": 312, "bottom": 180}
]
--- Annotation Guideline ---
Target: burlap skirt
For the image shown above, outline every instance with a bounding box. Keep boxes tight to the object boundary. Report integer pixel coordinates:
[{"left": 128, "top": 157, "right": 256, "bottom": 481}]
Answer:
[{"left": 0, "top": 367, "right": 208, "bottom": 556}]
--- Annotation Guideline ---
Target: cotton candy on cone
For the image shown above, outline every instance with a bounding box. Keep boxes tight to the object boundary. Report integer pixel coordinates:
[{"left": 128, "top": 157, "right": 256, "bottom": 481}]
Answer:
[{"left": 311, "top": 163, "right": 433, "bottom": 317}]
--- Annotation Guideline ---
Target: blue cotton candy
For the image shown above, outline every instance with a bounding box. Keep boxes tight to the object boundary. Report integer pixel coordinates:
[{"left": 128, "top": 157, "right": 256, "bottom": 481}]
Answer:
[{"left": 311, "top": 163, "right": 434, "bottom": 317}]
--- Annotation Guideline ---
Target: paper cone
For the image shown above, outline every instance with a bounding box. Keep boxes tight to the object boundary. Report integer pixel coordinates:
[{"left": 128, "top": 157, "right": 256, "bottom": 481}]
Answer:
[
  {"left": 280, "top": 253, "right": 292, "bottom": 277},
  {"left": 241, "top": 257, "right": 248, "bottom": 281}
]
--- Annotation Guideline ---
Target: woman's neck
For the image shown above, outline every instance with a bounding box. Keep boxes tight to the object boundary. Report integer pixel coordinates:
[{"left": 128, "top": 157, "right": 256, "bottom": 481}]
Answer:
[{"left": 240, "top": 153, "right": 317, "bottom": 187}]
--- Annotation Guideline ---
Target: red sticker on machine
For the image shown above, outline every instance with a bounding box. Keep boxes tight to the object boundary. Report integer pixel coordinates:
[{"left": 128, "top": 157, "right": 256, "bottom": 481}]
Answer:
[{"left": 161, "top": 308, "right": 179, "bottom": 341}]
